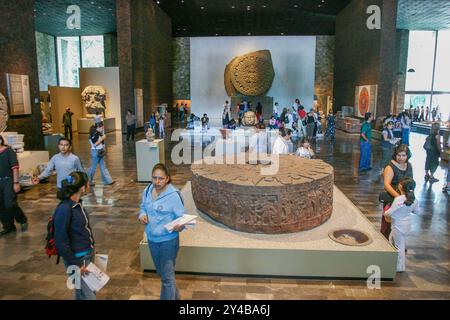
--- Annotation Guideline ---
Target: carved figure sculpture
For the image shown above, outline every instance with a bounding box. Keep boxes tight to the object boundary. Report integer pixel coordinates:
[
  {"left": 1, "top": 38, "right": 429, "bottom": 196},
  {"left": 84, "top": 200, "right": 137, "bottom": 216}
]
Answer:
[
  {"left": 0, "top": 93, "right": 8, "bottom": 133},
  {"left": 191, "top": 154, "right": 334, "bottom": 234},
  {"left": 81, "top": 86, "right": 107, "bottom": 116},
  {"left": 146, "top": 127, "right": 155, "bottom": 142},
  {"left": 224, "top": 50, "right": 275, "bottom": 97},
  {"left": 242, "top": 111, "right": 257, "bottom": 126}
]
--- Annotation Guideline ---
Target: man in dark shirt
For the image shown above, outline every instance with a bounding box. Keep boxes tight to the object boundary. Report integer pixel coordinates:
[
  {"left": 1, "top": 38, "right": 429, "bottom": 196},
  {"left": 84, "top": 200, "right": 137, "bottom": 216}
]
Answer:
[
  {"left": 0, "top": 135, "right": 28, "bottom": 236},
  {"left": 62, "top": 107, "right": 74, "bottom": 141}
]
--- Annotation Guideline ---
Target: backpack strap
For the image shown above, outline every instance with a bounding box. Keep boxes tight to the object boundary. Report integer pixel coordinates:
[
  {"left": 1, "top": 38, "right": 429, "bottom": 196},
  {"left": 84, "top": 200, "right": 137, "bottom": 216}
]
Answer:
[
  {"left": 144, "top": 183, "right": 153, "bottom": 198},
  {"left": 53, "top": 201, "right": 75, "bottom": 265}
]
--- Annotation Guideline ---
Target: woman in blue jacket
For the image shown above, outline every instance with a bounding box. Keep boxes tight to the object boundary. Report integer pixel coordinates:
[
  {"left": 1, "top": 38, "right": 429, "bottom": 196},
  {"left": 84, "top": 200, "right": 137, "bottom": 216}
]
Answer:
[
  {"left": 138, "top": 163, "right": 186, "bottom": 300},
  {"left": 53, "top": 171, "right": 95, "bottom": 300}
]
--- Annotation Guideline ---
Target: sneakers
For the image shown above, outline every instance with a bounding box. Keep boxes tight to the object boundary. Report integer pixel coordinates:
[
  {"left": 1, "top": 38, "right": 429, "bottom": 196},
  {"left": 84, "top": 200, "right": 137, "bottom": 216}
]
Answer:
[
  {"left": 107, "top": 181, "right": 116, "bottom": 186},
  {"left": 429, "top": 177, "right": 439, "bottom": 183}
]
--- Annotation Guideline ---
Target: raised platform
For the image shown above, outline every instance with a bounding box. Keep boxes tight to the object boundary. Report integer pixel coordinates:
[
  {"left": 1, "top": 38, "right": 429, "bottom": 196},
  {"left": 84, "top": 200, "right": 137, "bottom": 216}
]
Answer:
[
  {"left": 77, "top": 117, "right": 116, "bottom": 134},
  {"left": 140, "top": 182, "right": 398, "bottom": 279}
]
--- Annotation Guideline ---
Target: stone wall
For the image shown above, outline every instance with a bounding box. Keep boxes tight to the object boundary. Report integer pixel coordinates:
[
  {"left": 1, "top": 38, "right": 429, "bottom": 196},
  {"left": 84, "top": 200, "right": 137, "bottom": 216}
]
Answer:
[
  {"left": 393, "top": 30, "right": 409, "bottom": 114},
  {"left": 315, "top": 36, "right": 335, "bottom": 113},
  {"left": 36, "top": 32, "right": 57, "bottom": 91},
  {"left": 117, "top": 0, "right": 173, "bottom": 131},
  {"left": 0, "top": 0, "right": 44, "bottom": 149},
  {"left": 104, "top": 33, "right": 118, "bottom": 67},
  {"left": 334, "top": 0, "right": 398, "bottom": 117},
  {"left": 173, "top": 37, "right": 190, "bottom": 100}
]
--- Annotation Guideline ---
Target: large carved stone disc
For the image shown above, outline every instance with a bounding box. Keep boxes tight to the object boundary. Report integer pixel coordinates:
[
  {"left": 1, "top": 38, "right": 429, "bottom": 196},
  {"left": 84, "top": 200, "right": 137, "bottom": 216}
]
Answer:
[
  {"left": 191, "top": 154, "right": 334, "bottom": 234},
  {"left": 229, "top": 50, "right": 275, "bottom": 97},
  {"left": 0, "top": 93, "right": 8, "bottom": 133}
]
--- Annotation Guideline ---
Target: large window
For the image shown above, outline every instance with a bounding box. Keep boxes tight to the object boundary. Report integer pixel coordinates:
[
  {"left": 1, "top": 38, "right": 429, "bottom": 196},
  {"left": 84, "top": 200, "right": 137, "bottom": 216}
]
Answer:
[
  {"left": 81, "top": 36, "right": 105, "bottom": 68},
  {"left": 56, "top": 36, "right": 105, "bottom": 87},
  {"left": 405, "top": 31, "right": 436, "bottom": 92},
  {"left": 57, "top": 37, "right": 81, "bottom": 87},
  {"left": 433, "top": 31, "right": 450, "bottom": 92},
  {"left": 405, "top": 30, "right": 450, "bottom": 120}
]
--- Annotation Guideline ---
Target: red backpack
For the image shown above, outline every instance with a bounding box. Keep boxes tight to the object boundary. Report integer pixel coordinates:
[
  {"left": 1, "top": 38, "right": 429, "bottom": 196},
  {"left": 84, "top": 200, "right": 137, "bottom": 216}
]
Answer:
[{"left": 45, "top": 205, "right": 73, "bottom": 264}]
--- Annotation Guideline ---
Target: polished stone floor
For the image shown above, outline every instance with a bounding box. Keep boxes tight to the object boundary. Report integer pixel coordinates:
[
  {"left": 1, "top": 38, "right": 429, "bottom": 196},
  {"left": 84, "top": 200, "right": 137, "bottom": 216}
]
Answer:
[{"left": 0, "top": 128, "right": 448, "bottom": 300}]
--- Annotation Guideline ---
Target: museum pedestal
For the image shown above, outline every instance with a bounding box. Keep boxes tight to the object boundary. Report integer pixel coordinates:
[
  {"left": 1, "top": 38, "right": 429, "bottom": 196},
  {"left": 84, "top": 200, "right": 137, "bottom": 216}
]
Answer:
[
  {"left": 140, "top": 182, "right": 397, "bottom": 279},
  {"left": 17, "top": 151, "right": 49, "bottom": 175},
  {"left": 77, "top": 117, "right": 116, "bottom": 134},
  {"left": 44, "top": 134, "right": 64, "bottom": 157},
  {"left": 136, "top": 139, "right": 165, "bottom": 182}
]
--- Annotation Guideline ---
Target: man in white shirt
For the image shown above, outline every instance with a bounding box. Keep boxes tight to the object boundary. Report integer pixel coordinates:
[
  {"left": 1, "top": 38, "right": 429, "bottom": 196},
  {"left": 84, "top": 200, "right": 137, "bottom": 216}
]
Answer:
[
  {"left": 272, "top": 128, "right": 292, "bottom": 155},
  {"left": 273, "top": 102, "right": 279, "bottom": 117}
]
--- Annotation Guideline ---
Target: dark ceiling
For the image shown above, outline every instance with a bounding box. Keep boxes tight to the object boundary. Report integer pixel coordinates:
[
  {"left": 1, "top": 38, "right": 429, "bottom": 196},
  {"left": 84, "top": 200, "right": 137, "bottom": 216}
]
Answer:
[
  {"left": 34, "top": 0, "right": 116, "bottom": 36},
  {"left": 33, "top": 0, "right": 450, "bottom": 37},
  {"left": 157, "top": 0, "right": 353, "bottom": 37}
]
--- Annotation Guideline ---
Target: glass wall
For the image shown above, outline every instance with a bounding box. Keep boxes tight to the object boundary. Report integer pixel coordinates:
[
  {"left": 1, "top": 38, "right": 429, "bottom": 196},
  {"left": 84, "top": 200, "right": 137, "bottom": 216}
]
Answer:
[
  {"left": 57, "top": 36, "right": 81, "bottom": 87},
  {"left": 405, "top": 31, "right": 435, "bottom": 92},
  {"left": 81, "top": 36, "right": 105, "bottom": 68},
  {"left": 55, "top": 35, "right": 105, "bottom": 87},
  {"left": 36, "top": 32, "right": 58, "bottom": 91},
  {"left": 405, "top": 30, "right": 450, "bottom": 121}
]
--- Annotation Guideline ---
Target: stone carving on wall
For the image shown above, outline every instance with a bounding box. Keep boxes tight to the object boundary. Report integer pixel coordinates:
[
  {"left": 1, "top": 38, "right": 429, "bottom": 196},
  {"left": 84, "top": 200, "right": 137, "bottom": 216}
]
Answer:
[
  {"left": 191, "top": 155, "right": 334, "bottom": 234},
  {"left": 0, "top": 93, "right": 8, "bottom": 133},
  {"left": 224, "top": 50, "right": 275, "bottom": 97},
  {"left": 81, "top": 86, "right": 107, "bottom": 116}
]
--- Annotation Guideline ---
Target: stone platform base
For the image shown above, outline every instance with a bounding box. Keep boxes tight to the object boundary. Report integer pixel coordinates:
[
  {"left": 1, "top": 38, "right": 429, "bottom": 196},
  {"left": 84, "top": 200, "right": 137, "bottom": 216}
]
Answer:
[
  {"left": 77, "top": 117, "right": 116, "bottom": 134},
  {"left": 140, "top": 182, "right": 398, "bottom": 279}
]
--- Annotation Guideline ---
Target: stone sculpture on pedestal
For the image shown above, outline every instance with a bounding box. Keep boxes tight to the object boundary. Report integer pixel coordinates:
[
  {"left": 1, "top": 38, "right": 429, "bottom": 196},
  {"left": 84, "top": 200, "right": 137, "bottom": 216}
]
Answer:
[{"left": 81, "top": 86, "right": 107, "bottom": 117}]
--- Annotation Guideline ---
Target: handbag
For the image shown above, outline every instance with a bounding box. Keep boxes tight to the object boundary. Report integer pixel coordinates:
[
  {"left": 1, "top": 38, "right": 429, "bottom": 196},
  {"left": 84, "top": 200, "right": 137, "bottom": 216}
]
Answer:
[
  {"left": 96, "top": 148, "right": 105, "bottom": 158},
  {"left": 378, "top": 191, "right": 394, "bottom": 204}
]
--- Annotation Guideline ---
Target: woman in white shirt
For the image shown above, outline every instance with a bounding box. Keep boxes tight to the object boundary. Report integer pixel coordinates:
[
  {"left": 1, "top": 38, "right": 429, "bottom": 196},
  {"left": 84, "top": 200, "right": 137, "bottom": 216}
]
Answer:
[
  {"left": 384, "top": 177, "right": 418, "bottom": 272},
  {"left": 272, "top": 128, "right": 292, "bottom": 155}
]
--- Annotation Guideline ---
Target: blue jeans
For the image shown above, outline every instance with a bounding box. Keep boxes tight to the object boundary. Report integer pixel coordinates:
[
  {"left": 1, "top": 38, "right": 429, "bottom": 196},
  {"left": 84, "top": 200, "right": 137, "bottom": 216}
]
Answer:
[
  {"left": 148, "top": 237, "right": 180, "bottom": 300},
  {"left": 64, "top": 251, "right": 96, "bottom": 300},
  {"left": 402, "top": 128, "right": 410, "bottom": 146},
  {"left": 88, "top": 149, "right": 113, "bottom": 184},
  {"left": 359, "top": 141, "right": 372, "bottom": 170}
]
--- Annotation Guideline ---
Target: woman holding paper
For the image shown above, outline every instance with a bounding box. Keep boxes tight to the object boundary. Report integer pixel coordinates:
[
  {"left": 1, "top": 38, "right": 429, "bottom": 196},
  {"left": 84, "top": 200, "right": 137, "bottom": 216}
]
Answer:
[
  {"left": 52, "top": 171, "right": 96, "bottom": 300},
  {"left": 138, "top": 163, "right": 186, "bottom": 300}
]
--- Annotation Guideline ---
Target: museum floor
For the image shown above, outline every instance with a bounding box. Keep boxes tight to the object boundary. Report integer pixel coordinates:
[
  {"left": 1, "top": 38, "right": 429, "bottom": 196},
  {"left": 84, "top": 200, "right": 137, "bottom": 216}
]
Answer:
[{"left": 0, "top": 128, "right": 448, "bottom": 300}]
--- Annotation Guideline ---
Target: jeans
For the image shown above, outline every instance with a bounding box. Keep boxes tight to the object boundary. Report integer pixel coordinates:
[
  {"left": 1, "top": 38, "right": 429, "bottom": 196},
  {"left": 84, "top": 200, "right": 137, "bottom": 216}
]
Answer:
[
  {"left": 402, "top": 128, "right": 410, "bottom": 146},
  {"left": 359, "top": 141, "right": 372, "bottom": 170},
  {"left": 0, "top": 177, "right": 27, "bottom": 231},
  {"left": 126, "top": 124, "right": 136, "bottom": 141},
  {"left": 88, "top": 149, "right": 113, "bottom": 185},
  {"left": 148, "top": 237, "right": 180, "bottom": 300},
  {"left": 64, "top": 251, "right": 96, "bottom": 300}
]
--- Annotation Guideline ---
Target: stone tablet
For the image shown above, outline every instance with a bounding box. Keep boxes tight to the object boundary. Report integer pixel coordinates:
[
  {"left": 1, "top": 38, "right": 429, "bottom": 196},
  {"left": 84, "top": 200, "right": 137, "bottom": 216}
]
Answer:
[
  {"left": 0, "top": 93, "right": 8, "bottom": 133},
  {"left": 225, "top": 50, "right": 275, "bottom": 97},
  {"left": 191, "top": 155, "right": 334, "bottom": 234}
]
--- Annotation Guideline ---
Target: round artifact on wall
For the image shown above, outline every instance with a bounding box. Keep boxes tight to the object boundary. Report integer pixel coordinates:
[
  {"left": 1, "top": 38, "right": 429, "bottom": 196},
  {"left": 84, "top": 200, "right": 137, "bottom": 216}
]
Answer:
[
  {"left": 81, "top": 86, "right": 107, "bottom": 117},
  {"left": 224, "top": 50, "right": 275, "bottom": 97},
  {"left": 0, "top": 93, "right": 9, "bottom": 133}
]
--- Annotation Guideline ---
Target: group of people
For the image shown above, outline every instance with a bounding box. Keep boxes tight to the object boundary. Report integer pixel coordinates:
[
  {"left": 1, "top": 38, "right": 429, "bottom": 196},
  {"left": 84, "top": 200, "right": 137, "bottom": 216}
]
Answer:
[
  {"left": 177, "top": 102, "right": 189, "bottom": 123},
  {"left": 148, "top": 112, "right": 166, "bottom": 138},
  {"left": 407, "top": 105, "right": 441, "bottom": 123}
]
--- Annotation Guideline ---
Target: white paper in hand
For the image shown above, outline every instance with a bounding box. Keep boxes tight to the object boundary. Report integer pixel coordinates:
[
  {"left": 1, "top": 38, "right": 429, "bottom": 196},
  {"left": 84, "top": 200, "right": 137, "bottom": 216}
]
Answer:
[
  {"left": 164, "top": 214, "right": 197, "bottom": 232},
  {"left": 82, "top": 263, "right": 110, "bottom": 293}
]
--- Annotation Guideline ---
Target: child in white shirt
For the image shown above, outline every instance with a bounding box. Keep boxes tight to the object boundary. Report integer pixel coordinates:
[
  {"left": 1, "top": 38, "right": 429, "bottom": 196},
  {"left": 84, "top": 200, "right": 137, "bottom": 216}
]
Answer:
[
  {"left": 295, "top": 139, "right": 315, "bottom": 159},
  {"left": 159, "top": 116, "right": 165, "bottom": 137},
  {"left": 384, "top": 177, "right": 418, "bottom": 272}
]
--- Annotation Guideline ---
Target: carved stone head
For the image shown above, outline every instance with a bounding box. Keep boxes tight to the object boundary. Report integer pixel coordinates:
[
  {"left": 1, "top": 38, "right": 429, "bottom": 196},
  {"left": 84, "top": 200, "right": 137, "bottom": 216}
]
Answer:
[{"left": 81, "top": 86, "right": 107, "bottom": 116}]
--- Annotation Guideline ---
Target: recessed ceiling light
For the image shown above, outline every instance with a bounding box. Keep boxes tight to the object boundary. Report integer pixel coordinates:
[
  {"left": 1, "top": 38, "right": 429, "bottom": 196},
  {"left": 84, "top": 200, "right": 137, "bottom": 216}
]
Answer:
[
  {"left": 247, "top": 6, "right": 251, "bottom": 10},
  {"left": 294, "top": 4, "right": 298, "bottom": 8},
  {"left": 157, "top": 1, "right": 160, "bottom": 4},
  {"left": 91, "top": 1, "right": 95, "bottom": 4},
  {"left": 262, "top": 5, "right": 266, "bottom": 8},
  {"left": 281, "top": 33, "right": 284, "bottom": 35},
  {"left": 98, "top": 6, "right": 101, "bottom": 9},
  {"left": 248, "top": 32, "right": 251, "bottom": 35},
  {"left": 231, "top": 5, "right": 235, "bottom": 9},
  {"left": 200, "top": 6, "right": 204, "bottom": 10}
]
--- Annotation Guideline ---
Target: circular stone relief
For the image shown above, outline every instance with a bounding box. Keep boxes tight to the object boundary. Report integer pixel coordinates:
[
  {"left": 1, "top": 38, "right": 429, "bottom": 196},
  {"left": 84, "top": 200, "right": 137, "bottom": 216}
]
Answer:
[{"left": 328, "top": 229, "right": 373, "bottom": 246}]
